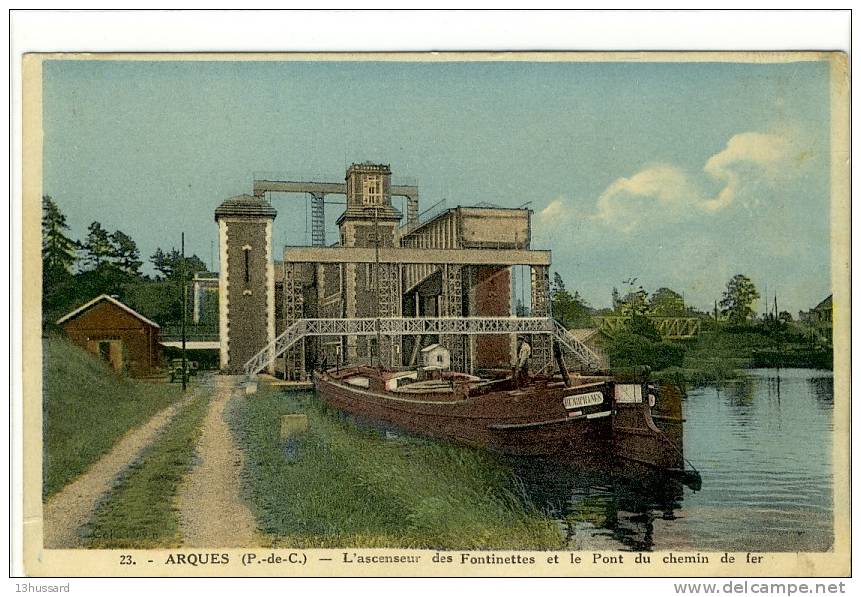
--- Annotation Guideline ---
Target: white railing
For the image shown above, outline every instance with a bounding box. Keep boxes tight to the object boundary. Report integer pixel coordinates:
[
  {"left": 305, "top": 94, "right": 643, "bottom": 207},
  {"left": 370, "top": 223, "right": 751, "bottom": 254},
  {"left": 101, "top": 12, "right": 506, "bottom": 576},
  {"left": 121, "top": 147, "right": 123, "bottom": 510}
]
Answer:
[
  {"left": 243, "top": 316, "right": 604, "bottom": 377},
  {"left": 553, "top": 319, "right": 605, "bottom": 371}
]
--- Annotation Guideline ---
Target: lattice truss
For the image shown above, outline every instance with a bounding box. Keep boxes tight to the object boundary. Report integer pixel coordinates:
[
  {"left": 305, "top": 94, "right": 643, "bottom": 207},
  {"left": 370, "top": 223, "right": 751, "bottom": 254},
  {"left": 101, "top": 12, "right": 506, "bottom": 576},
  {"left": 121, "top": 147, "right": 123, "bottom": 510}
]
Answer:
[
  {"left": 244, "top": 315, "right": 604, "bottom": 378},
  {"left": 282, "top": 262, "right": 305, "bottom": 378},
  {"left": 595, "top": 316, "right": 701, "bottom": 339},
  {"left": 440, "top": 264, "right": 466, "bottom": 372},
  {"left": 530, "top": 265, "right": 552, "bottom": 373},
  {"left": 377, "top": 263, "right": 402, "bottom": 367}
]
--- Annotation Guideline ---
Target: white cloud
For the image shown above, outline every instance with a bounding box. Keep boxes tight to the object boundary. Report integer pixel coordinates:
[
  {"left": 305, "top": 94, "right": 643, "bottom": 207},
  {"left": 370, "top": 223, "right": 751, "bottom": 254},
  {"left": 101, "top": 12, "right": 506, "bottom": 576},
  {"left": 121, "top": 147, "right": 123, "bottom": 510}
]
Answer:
[
  {"left": 700, "top": 131, "right": 794, "bottom": 212},
  {"left": 593, "top": 164, "right": 699, "bottom": 232},
  {"left": 589, "top": 129, "right": 805, "bottom": 231},
  {"left": 537, "top": 198, "right": 568, "bottom": 226}
]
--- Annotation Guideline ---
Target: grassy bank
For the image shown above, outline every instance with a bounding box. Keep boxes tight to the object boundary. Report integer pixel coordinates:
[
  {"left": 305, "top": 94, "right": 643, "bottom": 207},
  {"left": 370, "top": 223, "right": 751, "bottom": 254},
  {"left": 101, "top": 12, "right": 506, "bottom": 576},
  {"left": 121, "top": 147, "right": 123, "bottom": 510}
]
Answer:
[
  {"left": 230, "top": 388, "right": 564, "bottom": 549},
  {"left": 83, "top": 393, "right": 210, "bottom": 548},
  {"left": 43, "top": 335, "right": 183, "bottom": 498},
  {"left": 650, "top": 328, "right": 826, "bottom": 387}
]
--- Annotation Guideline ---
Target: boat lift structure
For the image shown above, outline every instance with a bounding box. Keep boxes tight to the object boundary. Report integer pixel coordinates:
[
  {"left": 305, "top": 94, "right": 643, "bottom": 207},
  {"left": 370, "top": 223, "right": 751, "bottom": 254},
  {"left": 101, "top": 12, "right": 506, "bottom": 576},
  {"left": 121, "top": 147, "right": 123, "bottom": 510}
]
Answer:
[
  {"left": 243, "top": 316, "right": 604, "bottom": 378},
  {"left": 253, "top": 176, "right": 420, "bottom": 246},
  {"left": 217, "top": 164, "right": 574, "bottom": 379}
]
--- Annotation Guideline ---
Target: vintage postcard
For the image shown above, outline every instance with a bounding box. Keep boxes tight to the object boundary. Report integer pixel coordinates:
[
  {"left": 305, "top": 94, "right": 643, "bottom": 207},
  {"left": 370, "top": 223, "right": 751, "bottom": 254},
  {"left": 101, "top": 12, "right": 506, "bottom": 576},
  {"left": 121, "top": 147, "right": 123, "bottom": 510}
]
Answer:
[{"left": 19, "top": 50, "right": 849, "bottom": 578}]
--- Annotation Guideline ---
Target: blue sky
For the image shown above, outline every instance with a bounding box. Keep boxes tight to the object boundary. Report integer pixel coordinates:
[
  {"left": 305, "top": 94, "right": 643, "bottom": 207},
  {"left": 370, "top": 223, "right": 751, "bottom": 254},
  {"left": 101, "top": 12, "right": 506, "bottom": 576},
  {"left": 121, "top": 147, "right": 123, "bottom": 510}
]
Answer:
[{"left": 43, "top": 58, "right": 832, "bottom": 314}]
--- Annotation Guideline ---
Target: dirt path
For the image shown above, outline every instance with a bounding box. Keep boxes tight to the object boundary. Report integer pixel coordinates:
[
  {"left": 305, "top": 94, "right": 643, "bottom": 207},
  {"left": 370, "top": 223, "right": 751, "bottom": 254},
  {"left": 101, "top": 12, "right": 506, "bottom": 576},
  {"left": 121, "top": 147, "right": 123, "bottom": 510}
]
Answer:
[
  {"left": 177, "top": 376, "right": 260, "bottom": 547},
  {"left": 43, "top": 391, "right": 195, "bottom": 549}
]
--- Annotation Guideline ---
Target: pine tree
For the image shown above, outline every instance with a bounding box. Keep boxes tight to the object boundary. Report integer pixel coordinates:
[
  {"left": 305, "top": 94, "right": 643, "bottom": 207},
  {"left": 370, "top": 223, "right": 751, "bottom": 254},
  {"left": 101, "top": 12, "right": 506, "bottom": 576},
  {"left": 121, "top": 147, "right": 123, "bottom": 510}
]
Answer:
[
  {"left": 82, "top": 221, "right": 114, "bottom": 270},
  {"left": 150, "top": 247, "right": 207, "bottom": 281},
  {"left": 150, "top": 248, "right": 170, "bottom": 279},
  {"left": 110, "top": 230, "right": 142, "bottom": 276},
  {"left": 41, "top": 196, "right": 78, "bottom": 276}
]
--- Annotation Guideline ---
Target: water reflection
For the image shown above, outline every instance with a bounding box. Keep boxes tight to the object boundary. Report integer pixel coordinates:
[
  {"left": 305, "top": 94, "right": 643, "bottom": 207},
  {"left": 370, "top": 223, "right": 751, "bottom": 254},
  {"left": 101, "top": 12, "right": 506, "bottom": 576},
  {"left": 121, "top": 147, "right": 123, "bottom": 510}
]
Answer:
[
  {"left": 809, "top": 375, "right": 834, "bottom": 408},
  {"left": 723, "top": 377, "right": 756, "bottom": 409},
  {"left": 509, "top": 456, "right": 687, "bottom": 551},
  {"left": 509, "top": 368, "right": 834, "bottom": 552}
]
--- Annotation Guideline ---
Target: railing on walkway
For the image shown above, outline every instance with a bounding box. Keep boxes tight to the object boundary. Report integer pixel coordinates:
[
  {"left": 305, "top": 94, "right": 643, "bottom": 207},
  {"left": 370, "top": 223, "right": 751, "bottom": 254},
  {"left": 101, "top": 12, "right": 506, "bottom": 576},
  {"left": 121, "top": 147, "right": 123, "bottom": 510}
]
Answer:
[
  {"left": 160, "top": 324, "right": 219, "bottom": 342},
  {"left": 243, "top": 316, "right": 605, "bottom": 377}
]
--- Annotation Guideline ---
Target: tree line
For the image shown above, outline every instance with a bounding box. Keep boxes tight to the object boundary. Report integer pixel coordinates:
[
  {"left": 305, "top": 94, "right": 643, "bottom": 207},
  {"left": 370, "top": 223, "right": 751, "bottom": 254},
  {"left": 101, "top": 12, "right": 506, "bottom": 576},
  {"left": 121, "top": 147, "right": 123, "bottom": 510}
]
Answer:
[
  {"left": 549, "top": 270, "right": 820, "bottom": 374},
  {"left": 42, "top": 196, "right": 210, "bottom": 328},
  {"left": 551, "top": 271, "right": 780, "bottom": 328}
]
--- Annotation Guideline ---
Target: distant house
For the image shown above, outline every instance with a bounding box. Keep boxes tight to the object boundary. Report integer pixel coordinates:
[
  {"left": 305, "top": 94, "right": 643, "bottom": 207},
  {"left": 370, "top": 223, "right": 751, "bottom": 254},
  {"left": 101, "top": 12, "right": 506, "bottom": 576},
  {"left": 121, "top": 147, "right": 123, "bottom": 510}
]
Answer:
[
  {"left": 812, "top": 295, "right": 833, "bottom": 324},
  {"left": 57, "top": 294, "right": 162, "bottom": 376},
  {"left": 799, "top": 294, "right": 833, "bottom": 346}
]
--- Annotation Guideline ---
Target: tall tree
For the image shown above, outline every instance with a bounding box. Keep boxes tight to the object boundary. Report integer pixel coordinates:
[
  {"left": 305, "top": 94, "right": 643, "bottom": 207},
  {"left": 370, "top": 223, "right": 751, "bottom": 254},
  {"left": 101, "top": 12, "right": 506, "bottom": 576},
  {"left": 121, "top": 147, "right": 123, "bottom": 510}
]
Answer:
[
  {"left": 110, "top": 230, "right": 142, "bottom": 276},
  {"left": 611, "top": 287, "right": 622, "bottom": 311},
  {"left": 150, "top": 248, "right": 171, "bottom": 279},
  {"left": 41, "top": 196, "right": 78, "bottom": 276},
  {"left": 552, "top": 272, "right": 566, "bottom": 295},
  {"left": 650, "top": 287, "right": 686, "bottom": 316},
  {"left": 82, "top": 221, "right": 114, "bottom": 270},
  {"left": 719, "top": 274, "right": 760, "bottom": 324},
  {"left": 150, "top": 247, "right": 207, "bottom": 281},
  {"left": 180, "top": 254, "right": 208, "bottom": 281},
  {"left": 550, "top": 272, "right": 593, "bottom": 328},
  {"left": 619, "top": 286, "right": 650, "bottom": 316}
]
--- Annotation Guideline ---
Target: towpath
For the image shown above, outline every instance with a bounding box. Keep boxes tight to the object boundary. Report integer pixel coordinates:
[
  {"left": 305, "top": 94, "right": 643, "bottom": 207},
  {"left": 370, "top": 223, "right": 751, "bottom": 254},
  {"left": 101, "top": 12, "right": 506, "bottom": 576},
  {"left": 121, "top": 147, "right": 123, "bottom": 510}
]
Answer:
[
  {"left": 43, "top": 389, "right": 196, "bottom": 548},
  {"left": 176, "top": 375, "right": 260, "bottom": 547}
]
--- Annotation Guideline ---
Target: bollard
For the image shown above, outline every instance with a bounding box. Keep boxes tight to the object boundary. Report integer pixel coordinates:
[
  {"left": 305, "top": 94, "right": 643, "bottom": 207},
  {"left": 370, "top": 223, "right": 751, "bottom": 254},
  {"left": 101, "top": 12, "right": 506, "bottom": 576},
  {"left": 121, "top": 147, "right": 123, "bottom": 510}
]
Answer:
[
  {"left": 245, "top": 381, "right": 258, "bottom": 396},
  {"left": 280, "top": 414, "right": 309, "bottom": 439}
]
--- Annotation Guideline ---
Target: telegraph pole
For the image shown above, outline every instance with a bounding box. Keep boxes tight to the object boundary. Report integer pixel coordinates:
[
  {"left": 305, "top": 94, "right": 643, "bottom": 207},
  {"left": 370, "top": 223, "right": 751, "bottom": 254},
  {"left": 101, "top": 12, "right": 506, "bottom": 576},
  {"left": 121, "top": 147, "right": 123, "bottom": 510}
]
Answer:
[{"left": 181, "top": 232, "right": 188, "bottom": 391}]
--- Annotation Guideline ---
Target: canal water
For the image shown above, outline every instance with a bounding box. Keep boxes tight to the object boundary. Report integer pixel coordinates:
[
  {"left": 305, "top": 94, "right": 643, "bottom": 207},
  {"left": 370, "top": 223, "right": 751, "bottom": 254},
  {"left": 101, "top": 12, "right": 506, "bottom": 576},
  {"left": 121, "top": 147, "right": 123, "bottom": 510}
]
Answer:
[{"left": 511, "top": 368, "right": 835, "bottom": 552}]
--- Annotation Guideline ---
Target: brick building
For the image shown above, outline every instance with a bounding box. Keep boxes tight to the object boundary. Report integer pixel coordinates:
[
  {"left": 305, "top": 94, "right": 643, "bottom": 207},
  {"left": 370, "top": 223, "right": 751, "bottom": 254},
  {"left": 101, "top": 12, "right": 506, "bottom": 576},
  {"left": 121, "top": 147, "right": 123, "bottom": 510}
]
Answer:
[{"left": 57, "top": 294, "right": 162, "bottom": 376}]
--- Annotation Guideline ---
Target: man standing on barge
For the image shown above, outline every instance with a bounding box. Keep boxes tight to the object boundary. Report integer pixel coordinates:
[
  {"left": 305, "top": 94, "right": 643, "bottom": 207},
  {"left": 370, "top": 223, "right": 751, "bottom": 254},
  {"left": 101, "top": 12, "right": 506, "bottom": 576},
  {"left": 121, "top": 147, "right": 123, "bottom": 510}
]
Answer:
[{"left": 515, "top": 337, "right": 532, "bottom": 387}]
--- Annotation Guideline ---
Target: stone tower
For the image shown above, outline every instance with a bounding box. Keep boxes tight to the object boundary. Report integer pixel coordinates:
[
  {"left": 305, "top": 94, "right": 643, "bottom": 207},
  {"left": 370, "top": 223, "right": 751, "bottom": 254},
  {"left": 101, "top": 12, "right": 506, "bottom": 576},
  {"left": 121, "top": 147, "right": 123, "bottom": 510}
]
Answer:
[
  {"left": 214, "top": 195, "right": 277, "bottom": 374},
  {"left": 337, "top": 162, "right": 402, "bottom": 247},
  {"left": 337, "top": 163, "right": 403, "bottom": 363}
]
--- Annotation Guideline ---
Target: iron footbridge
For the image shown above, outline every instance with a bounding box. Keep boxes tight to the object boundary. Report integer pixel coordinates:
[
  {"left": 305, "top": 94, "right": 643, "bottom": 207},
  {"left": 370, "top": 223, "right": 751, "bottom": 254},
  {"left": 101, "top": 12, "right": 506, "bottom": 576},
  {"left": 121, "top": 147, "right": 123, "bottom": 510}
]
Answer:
[{"left": 243, "top": 316, "right": 604, "bottom": 377}]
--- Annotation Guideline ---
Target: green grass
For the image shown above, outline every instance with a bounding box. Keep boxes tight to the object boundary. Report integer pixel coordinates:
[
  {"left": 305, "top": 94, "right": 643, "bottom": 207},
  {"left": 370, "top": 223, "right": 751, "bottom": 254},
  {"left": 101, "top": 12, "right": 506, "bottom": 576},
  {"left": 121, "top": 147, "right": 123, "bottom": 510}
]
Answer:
[
  {"left": 682, "top": 329, "right": 773, "bottom": 366},
  {"left": 230, "top": 388, "right": 565, "bottom": 549},
  {"left": 648, "top": 330, "right": 779, "bottom": 387},
  {"left": 43, "top": 335, "right": 184, "bottom": 498},
  {"left": 83, "top": 393, "right": 210, "bottom": 548}
]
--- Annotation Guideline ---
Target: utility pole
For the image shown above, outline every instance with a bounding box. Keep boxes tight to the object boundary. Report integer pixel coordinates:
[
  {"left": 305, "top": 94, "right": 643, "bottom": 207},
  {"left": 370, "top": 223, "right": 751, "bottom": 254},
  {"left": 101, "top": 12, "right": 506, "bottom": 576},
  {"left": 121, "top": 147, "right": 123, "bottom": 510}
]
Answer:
[{"left": 181, "top": 232, "right": 188, "bottom": 392}]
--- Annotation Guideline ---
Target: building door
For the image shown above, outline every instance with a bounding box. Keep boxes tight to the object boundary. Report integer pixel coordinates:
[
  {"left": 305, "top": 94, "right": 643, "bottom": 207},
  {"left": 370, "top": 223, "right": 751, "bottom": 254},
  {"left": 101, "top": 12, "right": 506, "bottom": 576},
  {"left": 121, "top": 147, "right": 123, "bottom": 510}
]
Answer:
[{"left": 97, "top": 340, "right": 124, "bottom": 371}]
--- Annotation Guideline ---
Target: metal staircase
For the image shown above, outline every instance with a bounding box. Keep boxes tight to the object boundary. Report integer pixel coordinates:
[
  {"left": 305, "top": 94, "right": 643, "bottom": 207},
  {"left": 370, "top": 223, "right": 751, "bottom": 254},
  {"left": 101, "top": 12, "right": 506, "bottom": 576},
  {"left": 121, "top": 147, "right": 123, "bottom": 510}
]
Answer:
[{"left": 243, "top": 316, "right": 604, "bottom": 378}]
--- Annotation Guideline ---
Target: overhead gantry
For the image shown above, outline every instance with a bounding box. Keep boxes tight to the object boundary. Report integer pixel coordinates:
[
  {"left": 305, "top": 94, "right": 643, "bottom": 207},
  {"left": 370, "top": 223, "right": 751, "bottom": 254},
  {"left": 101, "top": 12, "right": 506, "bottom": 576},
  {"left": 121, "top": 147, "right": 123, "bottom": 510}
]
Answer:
[{"left": 253, "top": 176, "right": 419, "bottom": 246}]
